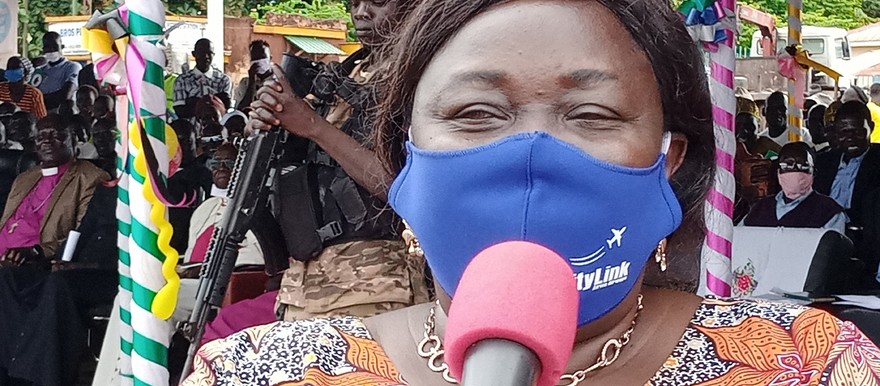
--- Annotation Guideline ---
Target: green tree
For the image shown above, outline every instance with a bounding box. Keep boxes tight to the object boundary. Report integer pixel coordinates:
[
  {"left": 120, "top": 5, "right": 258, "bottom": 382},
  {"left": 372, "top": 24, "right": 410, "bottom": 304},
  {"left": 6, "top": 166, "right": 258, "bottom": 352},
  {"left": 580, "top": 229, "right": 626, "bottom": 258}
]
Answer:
[{"left": 863, "top": 0, "right": 880, "bottom": 18}]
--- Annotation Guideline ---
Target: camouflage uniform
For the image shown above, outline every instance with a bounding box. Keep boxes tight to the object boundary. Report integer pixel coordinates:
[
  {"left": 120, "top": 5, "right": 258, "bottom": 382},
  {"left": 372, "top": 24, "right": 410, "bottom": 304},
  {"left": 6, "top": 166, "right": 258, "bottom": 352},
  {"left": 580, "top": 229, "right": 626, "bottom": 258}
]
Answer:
[
  {"left": 276, "top": 57, "right": 429, "bottom": 321},
  {"left": 276, "top": 240, "right": 430, "bottom": 320}
]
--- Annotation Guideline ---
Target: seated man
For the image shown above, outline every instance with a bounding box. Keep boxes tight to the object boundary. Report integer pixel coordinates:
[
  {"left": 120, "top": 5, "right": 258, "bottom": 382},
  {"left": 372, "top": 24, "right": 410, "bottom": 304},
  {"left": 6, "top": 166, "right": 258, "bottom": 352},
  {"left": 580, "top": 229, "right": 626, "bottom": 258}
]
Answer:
[
  {"left": 89, "top": 118, "right": 117, "bottom": 175},
  {"left": 74, "top": 85, "right": 97, "bottom": 124},
  {"left": 198, "top": 122, "right": 225, "bottom": 160},
  {"left": 807, "top": 104, "right": 833, "bottom": 154},
  {"left": 4, "top": 111, "right": 37, "bottom": 152},
  {"left": 814, "top": 101, "right": 880, "bottom": 230},
  {"left": 742, "top": 142, "right": 845, "bottom": 233},
  {"left": 220, "top": 111, "right": 247, "bottom": 141},
  {"left": 0, "top": 115, "right": 110, "bottom": 385},
  {"left": 0, "top": 114, "right": 108, "bottom": 263},
  {"left": 0, "top": 56, "right": 46, "bottom": 119},
  {"left": 93, "top": 94, "right": 115, "bottom": 121},
  {"left": 172, "top": 143, "right": 264, "bottom": 324},
  {"left": 736, "top": 112, "right": 780, "bottom": 159}
]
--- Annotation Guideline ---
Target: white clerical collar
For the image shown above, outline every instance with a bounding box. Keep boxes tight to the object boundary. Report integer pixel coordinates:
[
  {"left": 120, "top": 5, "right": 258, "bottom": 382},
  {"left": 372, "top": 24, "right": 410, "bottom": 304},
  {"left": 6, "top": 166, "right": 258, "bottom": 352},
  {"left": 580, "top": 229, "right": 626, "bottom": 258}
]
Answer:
[
  {"left": 42, "top": 167, "right": 59, "bottom": 176},
  {"left": 210, "top": 184, "right": 229, "bottom": 198}
]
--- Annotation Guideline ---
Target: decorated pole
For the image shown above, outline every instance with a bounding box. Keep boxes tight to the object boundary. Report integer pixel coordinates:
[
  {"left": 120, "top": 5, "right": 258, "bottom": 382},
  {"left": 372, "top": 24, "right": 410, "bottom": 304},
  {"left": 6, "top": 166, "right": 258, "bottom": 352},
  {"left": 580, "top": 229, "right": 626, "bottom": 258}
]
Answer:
[
  {"left": 787, "top": 0, "right": 803, "bottom": 142},
  {"left": 702, "top": 0, "right": 735, "bottom": 297},
  {"left": 127, "top": 1, "right": 181, "bottom": 384},
  {"left": 679, "top": 0, "right": 736, "bottom": 297},
  {"left": 83, "top": 1, "right": 182, "bottom": 383}
]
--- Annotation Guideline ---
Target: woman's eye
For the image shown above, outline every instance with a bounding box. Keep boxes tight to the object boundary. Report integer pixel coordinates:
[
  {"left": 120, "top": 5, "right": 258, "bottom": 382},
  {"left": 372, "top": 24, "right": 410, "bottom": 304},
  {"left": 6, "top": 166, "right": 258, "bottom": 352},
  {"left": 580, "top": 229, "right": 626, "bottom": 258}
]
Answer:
[
  {"left": 453, "top": 105, "right": 505, "bottom": 121},
  {"left": 566, "top": 105, "right": 621, "bottom": 123}
]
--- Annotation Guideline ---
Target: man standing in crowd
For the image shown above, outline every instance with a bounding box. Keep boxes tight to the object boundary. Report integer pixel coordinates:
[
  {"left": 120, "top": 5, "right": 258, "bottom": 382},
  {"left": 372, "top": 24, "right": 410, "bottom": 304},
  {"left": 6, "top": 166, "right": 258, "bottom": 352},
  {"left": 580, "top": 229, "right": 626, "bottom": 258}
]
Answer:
[
  {"left": 0, "top": 114, "right": 108, "bottom": 264},
  {"left": 0, "top": 57, "right": 46, "bottom": 119},
  {"left": 815, "top": 101, "right": 880, "bottom": 230},
  {"left": 35, "top": 32, "right": 82, "bottom": 111},
  {"left": 173, "top": 38, "right": 232, "bottom": 123},
  {"left": 235, "top": 40, "right": 273, "bottom": 111},
  {"left": 742, "top": 142, "right": 845, "bottom": 233},
  {"left": 249, "top": 0, "right": 429, "bottom": 320}
]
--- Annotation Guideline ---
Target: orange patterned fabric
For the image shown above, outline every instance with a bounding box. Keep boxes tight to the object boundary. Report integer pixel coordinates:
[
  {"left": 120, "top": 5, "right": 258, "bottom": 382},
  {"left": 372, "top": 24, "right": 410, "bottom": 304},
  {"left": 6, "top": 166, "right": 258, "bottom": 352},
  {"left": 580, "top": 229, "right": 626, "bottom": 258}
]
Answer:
[{"left": 182, "top": 299, "right": 880, "bottom": 386}]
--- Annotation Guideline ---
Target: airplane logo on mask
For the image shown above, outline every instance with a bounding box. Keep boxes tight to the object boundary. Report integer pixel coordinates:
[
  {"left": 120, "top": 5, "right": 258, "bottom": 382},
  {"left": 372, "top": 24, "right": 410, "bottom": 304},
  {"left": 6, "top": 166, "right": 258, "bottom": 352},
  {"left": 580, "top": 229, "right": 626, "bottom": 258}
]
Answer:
[
  {"left": 607, "top": 227, "right": 627, "bottom": 249},
  {"left": 569, "top": 227, "right": 627, "bottom": 267}
]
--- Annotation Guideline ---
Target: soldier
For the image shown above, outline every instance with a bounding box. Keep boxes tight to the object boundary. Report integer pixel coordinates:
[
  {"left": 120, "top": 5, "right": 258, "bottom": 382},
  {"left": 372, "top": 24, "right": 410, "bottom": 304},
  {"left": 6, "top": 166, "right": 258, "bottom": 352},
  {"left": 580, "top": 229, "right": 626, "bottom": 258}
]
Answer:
[{"left": 248, "top": 0, "right": 429, "bottom": 320}]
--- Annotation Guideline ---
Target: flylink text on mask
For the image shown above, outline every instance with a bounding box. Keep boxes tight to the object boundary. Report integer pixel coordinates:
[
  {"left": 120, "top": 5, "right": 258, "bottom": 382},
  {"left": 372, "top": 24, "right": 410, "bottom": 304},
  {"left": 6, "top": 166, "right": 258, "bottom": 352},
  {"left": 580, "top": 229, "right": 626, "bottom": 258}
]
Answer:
[{"left": 574, "top": 261, "right": 630, "bottom": 291}]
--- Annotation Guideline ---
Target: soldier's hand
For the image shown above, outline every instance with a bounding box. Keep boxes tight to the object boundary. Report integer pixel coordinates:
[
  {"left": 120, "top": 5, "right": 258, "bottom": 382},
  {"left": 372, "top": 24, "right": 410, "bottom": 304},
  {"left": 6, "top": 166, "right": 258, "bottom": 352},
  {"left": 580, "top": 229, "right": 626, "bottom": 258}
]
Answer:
[{"left": 249, "top": 64, "right": 325, "bottom": 140}]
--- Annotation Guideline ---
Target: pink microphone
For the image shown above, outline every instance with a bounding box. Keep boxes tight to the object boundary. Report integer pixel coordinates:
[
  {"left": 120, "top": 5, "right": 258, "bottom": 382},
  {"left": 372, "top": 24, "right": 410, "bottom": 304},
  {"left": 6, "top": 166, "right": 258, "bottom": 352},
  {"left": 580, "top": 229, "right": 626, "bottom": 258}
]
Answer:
[{"left": 445, "top": 241, "right": 579, "bottom": 386}]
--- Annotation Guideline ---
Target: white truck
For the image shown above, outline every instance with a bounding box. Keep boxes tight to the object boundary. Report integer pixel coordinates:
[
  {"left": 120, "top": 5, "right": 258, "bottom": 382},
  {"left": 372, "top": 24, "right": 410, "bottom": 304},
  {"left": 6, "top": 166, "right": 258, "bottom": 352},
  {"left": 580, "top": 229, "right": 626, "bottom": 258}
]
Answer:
[{"left": 748, "top": 26, "right": 852, "bottom": 89}]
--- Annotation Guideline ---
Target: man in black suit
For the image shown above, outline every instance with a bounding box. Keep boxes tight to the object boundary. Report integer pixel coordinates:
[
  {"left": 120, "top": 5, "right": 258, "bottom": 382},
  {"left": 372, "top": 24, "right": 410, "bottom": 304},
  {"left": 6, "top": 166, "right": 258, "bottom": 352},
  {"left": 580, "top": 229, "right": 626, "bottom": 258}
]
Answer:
[{"left": 814, "top": 101, "right": 880, "bottom": 229}]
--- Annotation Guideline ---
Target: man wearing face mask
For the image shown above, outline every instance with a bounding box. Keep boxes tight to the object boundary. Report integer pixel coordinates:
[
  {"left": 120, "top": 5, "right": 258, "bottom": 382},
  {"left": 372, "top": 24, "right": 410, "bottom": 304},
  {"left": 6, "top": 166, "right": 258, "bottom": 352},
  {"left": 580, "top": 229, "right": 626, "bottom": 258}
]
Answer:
[
  {"left": 0, "top": 56, "right": 46, "bottom": 119},
  {"left": 249, "top": 0, "right": 429, "bottom": 321},
  {"left": 814, "top": 102, "right": 880, "bottom": 230},
  {"left": 742, "top": 142, "right": 845, "bottom": 233},
  {"left": 36, "top": 32, "right": 82, "bottom": 112},
  {"left": 235, "top": 40, "right": 272, "bottom": 111}
]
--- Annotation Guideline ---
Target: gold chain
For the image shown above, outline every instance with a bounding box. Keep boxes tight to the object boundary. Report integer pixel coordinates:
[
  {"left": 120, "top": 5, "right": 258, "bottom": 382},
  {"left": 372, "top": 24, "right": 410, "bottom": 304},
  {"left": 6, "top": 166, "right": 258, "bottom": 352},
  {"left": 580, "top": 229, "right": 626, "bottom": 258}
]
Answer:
[{"left": 417, "top": 294, "right": 644, "bottom": 386}]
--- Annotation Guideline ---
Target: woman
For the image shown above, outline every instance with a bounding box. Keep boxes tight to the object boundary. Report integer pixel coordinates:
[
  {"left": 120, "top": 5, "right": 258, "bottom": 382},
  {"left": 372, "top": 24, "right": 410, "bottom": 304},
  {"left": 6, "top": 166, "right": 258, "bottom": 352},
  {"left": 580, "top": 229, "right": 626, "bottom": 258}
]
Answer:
[
  {"left": 183, "top": 0, "right": 880, "bottom": 385},
  {"left": 0, "top": 56, "right": 46, "bottom": 119}
]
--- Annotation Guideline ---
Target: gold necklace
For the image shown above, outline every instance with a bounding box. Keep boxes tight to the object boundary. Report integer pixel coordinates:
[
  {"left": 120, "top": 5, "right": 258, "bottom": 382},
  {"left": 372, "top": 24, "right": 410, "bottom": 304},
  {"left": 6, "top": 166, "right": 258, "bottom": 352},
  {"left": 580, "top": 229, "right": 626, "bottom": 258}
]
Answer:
[{"left": 417, "top": 294, "right": 644, "bottom": 386}]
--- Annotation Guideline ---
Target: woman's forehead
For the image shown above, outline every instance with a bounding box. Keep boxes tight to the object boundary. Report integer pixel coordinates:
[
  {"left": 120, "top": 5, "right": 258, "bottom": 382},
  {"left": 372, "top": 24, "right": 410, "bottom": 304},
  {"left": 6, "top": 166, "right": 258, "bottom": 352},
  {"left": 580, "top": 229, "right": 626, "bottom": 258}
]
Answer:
[{"left": 415, "top": 1, "right": 655, "bottom": 101}]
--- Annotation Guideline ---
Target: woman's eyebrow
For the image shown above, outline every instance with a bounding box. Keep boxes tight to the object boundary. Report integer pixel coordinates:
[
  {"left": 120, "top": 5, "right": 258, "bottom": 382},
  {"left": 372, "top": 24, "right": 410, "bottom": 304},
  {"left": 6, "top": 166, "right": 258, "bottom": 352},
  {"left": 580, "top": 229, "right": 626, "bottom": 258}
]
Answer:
[
  {"left": 449, "top": 70, "right": 507, "bottom": 86},
  {"left": 560, "top": 69, "right": 618, "bottom": 88},
  {"left": 431, "top": 70, "right": 510, "bottom": 104}
]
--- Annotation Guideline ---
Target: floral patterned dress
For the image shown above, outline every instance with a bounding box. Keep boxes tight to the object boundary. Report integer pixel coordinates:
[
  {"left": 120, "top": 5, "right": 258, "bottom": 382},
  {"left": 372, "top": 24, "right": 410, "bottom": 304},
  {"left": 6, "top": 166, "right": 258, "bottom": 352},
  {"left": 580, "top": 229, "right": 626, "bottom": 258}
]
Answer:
[{"left": 182, "top": 298, "right": 880, "bottom": 386}]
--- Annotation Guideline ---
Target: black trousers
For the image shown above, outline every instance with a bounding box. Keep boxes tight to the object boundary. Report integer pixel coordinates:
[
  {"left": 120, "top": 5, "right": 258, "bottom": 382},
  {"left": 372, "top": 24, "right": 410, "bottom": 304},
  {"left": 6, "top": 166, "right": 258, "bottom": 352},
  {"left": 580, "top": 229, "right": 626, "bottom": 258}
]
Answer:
[{"left": 0, "top": 267, "right": 116, "bottom": 386}]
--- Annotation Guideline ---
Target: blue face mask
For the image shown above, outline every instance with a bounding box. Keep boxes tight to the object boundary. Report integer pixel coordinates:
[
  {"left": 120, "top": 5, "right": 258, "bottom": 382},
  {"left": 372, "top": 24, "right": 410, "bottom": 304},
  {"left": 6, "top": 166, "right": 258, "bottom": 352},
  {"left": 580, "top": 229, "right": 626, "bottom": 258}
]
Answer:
[
  {"left": 389, "top": 131, "right": 682, "bottom": 326},
  {"left": 5, "top": 69, "right": 23, "bottom": 83}
]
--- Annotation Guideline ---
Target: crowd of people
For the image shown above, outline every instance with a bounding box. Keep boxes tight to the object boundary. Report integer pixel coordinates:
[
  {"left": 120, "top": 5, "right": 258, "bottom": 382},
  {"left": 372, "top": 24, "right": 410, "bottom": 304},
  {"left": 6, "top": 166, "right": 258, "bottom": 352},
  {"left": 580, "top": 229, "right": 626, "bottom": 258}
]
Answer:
[
  {"left": 0, "top": 0, "right": 878, "bottom": 385},
  {"left": 735, "top": 84, "right": 880, "bottom": 290}
]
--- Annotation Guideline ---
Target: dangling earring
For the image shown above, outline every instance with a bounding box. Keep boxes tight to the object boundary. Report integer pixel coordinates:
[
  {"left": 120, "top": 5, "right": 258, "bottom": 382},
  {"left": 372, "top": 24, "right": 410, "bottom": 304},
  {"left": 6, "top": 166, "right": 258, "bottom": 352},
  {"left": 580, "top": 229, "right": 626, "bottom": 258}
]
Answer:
[
  {"left": 402, "top": 221, "right": 424, "bottom": 258},
  {"left": 655, "top": 239, "right": 668, "bottom": 272}
]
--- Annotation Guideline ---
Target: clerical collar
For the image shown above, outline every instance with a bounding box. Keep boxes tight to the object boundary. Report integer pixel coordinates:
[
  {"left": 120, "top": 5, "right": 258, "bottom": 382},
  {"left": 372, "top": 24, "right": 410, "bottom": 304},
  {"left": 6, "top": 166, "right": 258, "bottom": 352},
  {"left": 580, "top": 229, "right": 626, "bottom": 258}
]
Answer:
[
  {"left": 41, "top": 162, "right": 71, "bottom": 176},
  {"left": 210, "top": 184, "right": 229, "bottom": 198}
]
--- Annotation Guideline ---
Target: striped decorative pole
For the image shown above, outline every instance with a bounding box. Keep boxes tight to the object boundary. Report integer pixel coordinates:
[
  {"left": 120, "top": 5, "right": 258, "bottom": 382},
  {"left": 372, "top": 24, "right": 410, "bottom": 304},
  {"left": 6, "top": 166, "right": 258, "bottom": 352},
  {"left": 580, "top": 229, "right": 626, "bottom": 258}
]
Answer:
[
  {"left": 788, "top": 0, "right": 803, "bottom": 142},
  {"left": 702, "top": 0, "right": 735, "bottom": 297},
  {"left": 83, "top": 3, "right": 181, "bottom": 383},
  {"left": 116, "top": 94, "right": 134, "bottom": 384},
  {"left": 127, "top": 1, "right": 180, "bottom": 384}
]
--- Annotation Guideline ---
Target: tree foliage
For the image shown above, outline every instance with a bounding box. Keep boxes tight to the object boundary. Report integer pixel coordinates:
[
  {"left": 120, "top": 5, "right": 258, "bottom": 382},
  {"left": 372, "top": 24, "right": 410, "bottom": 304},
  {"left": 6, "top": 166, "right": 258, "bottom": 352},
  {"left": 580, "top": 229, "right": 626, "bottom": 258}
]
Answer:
[{"left": 865, "top": 0, "right": 880, "bottom": 19}]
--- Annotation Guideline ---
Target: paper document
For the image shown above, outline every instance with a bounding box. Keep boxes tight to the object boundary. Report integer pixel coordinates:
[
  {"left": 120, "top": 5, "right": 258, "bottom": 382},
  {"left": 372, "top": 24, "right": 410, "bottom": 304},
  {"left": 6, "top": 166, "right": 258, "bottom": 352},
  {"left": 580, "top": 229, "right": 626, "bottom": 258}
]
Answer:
[
  {"left": 833, "top": 295, "right": 880, "bottom": 310},
  {"left": 61, "top": 230, "right": 81, "bottom": 262}
]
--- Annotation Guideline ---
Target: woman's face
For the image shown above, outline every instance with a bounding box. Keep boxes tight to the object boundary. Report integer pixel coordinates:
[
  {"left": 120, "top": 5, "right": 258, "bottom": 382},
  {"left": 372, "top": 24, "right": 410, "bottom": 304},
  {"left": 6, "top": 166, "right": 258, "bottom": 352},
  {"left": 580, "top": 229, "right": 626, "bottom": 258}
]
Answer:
[{"left": 410, "top": 0, "right": 675, "bottom": 169}]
